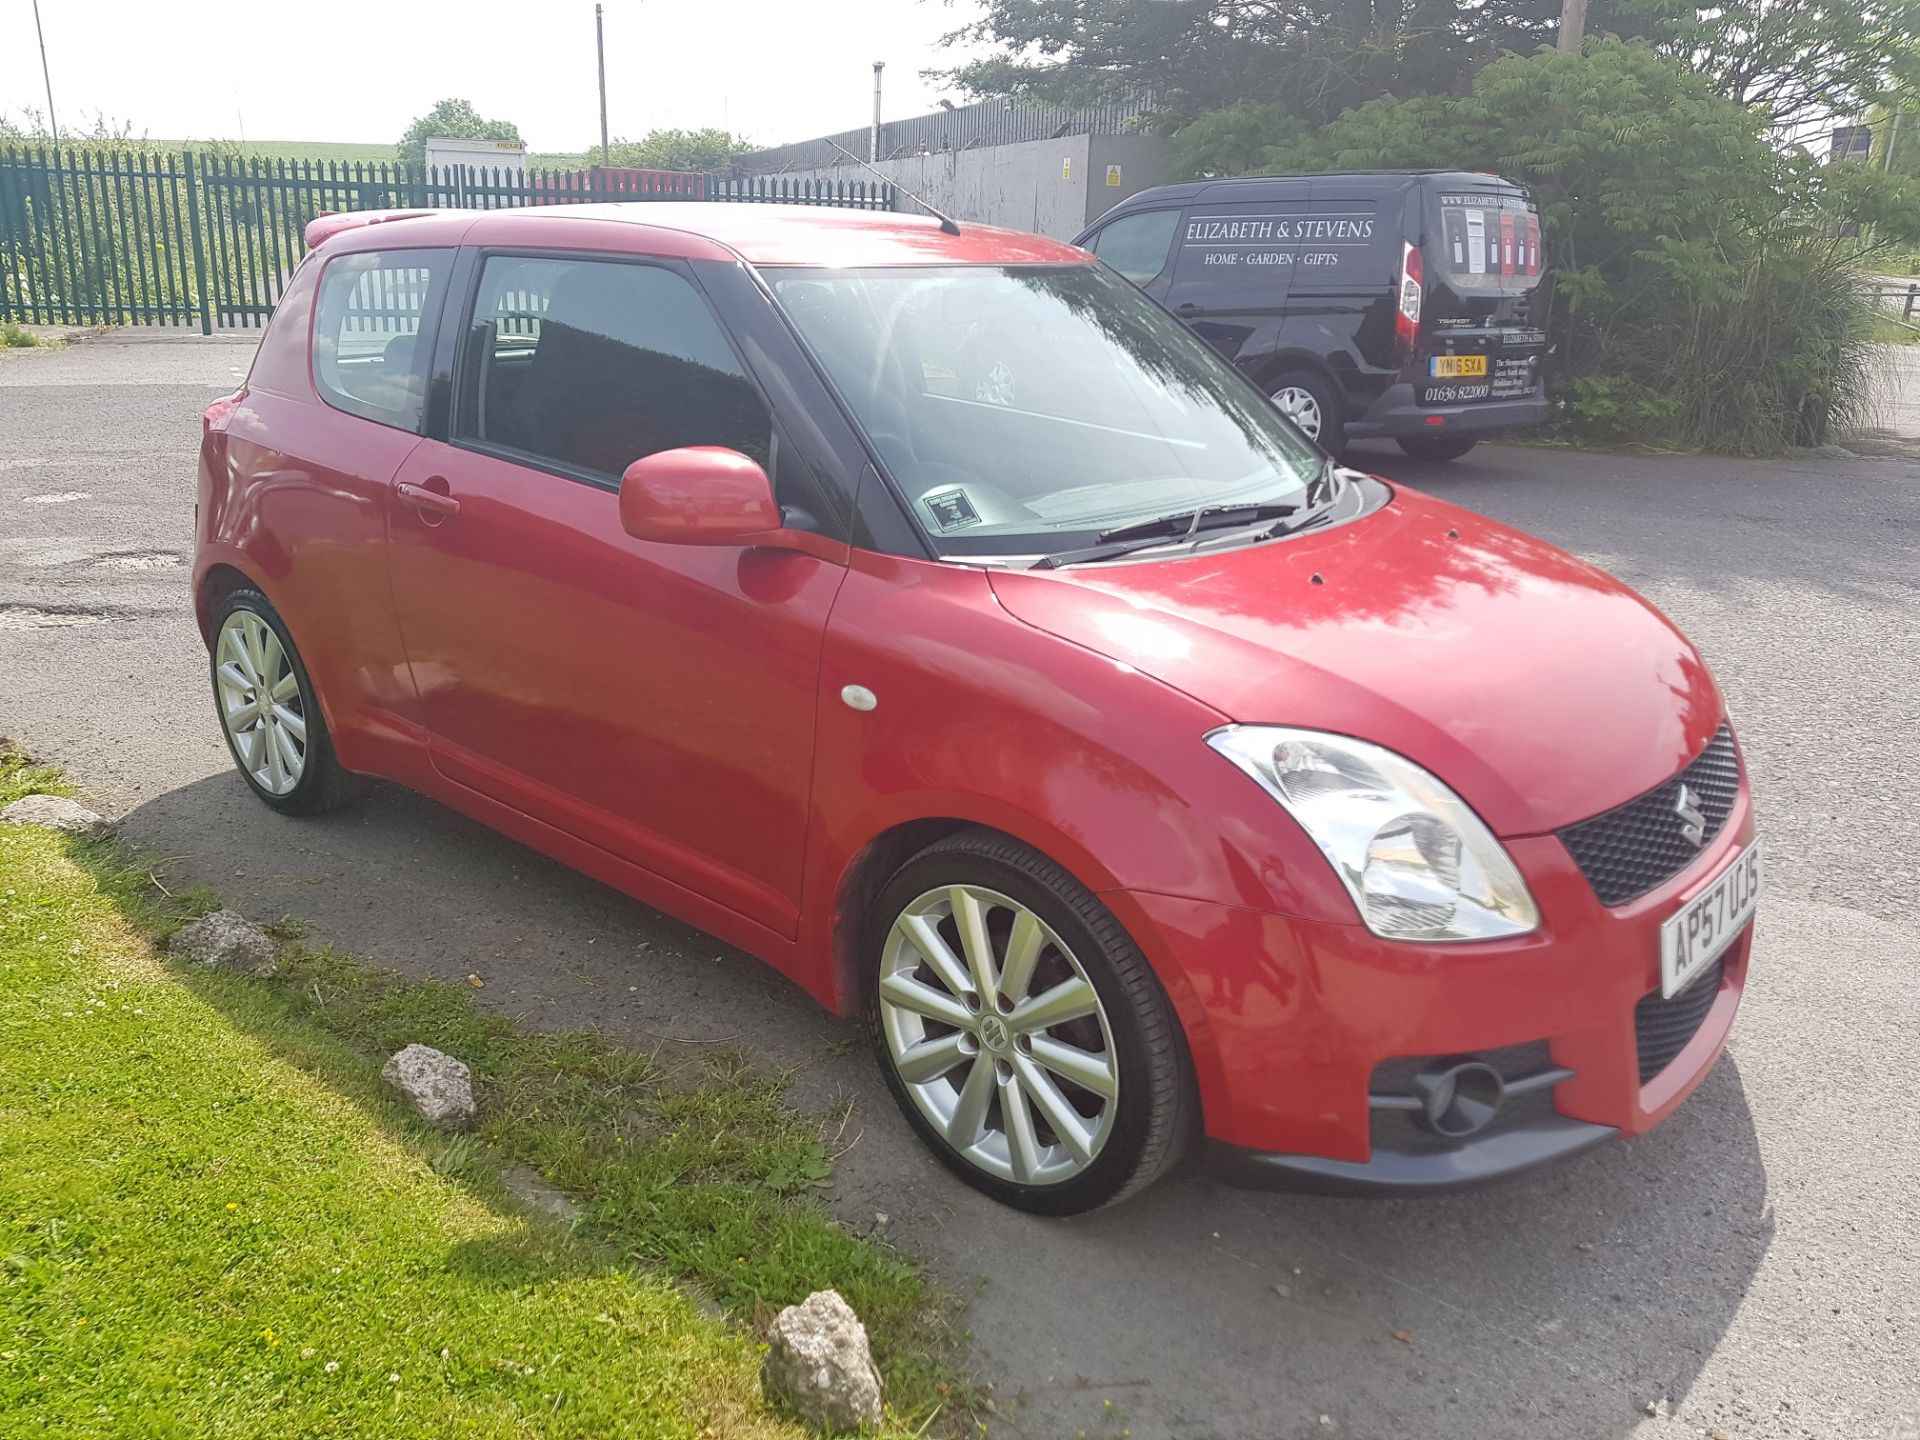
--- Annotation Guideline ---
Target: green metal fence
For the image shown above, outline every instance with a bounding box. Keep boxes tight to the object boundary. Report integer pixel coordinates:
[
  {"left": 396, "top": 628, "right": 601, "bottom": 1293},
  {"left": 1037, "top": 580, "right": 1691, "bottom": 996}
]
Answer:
[{"left": 0, "top": 149, "right": 897, "bottom": 333}]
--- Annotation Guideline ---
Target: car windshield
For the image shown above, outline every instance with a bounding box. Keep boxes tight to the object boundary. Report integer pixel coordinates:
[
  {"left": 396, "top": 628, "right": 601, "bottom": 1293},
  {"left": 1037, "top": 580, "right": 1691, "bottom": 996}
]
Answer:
[{"left": 762, "top": 264, "right": 1320, "bottom": 555}]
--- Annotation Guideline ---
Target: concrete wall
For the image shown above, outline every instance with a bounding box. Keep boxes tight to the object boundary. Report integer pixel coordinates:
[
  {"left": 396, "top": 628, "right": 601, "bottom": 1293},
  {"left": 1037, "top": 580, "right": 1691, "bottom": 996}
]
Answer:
[{"left": 767, "top": 133, "right": 1174, "bottom": 240}]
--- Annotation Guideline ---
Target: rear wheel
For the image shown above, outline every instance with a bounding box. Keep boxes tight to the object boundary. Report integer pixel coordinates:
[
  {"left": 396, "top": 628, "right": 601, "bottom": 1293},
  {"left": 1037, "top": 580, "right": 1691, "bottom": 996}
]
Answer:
[
  {"left": 1268, "top": 369, "right": 1344, "bottom": 456},
  {"left": 210, "top": 588, "right": 365, "bottom": 816},
  {"left": 867, "top": 830, "right": 1195, "bottom": 1214},
  {"left": 1395, "top": 433, "right": 1479, "bottom": 462}
]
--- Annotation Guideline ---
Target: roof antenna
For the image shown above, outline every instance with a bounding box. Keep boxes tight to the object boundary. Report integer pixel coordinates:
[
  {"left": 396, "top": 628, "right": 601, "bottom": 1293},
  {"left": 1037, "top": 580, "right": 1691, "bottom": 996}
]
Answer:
[{"left": 825, "top": 139, "right": 961, "bottom": 234}]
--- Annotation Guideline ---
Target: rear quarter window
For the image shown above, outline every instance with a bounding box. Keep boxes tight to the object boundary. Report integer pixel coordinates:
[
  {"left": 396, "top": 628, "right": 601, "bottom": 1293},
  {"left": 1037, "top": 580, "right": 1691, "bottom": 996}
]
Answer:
[{"left": 311, "top": 249, "right": 453, "bottom": 433}]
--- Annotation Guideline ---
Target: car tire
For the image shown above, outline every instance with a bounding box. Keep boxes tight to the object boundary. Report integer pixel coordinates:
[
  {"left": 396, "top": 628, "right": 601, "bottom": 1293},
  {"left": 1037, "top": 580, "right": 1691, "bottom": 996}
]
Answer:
[
  {"left": 209, "top": 587, "right": 366, "bottom": 816},
  {"left": 1267, "top": 369, "right": 1344, "bottom": 456},
  {"left": 1395, "top": 434, "right": 1479, "bottom": 462},
  {"left": 865, "top": 829, "right": 1196, "bottom": 1214}
]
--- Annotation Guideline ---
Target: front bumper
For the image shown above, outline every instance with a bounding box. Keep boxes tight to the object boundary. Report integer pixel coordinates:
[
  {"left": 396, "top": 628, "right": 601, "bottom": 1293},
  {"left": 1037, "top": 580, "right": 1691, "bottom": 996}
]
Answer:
[
  {"left": 1102, "top": 787, "right": 1756, "bottom": 1194},
  {"left": 1347, "top": 379, "right": 1550, "bottom": 440}
]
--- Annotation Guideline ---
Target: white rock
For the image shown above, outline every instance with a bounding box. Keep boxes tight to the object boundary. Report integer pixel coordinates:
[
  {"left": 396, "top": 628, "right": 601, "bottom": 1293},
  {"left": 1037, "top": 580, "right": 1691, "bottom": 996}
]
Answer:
[
  {"left": 761, "top": 1289, "right": 884, "bottom": 1431},
  {"left": 0, "top": 793, "right": 106, "bottom": 834},
  {"left": 167, "top": 910, "right": 277, "bottom": 975},
  {"left": 381, "top": 1044, "right": 476, "bottom": 1130}
]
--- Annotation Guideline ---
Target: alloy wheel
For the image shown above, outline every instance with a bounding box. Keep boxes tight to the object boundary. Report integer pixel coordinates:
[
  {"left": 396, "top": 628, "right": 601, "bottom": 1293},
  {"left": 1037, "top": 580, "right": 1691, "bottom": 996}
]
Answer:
[
  {"left": 877, "top": 884, "right": 1119, "bottom": 1185},
  {"left": 1270, "top": 384, "right": 1324, "bottom": 440},
  {"left": 214, "top": 609, "right": 307, "bottom": 796}
]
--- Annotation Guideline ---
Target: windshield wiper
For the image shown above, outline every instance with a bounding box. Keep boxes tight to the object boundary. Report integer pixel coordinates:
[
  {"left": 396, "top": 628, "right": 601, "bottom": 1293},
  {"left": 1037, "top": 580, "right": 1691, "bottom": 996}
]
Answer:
[
  {"left": 1031, "top": 501, "right": 1304, "bottom": 571},
  {"left": 1092, "top": 501, "right": 1304, "bottom": 548}
]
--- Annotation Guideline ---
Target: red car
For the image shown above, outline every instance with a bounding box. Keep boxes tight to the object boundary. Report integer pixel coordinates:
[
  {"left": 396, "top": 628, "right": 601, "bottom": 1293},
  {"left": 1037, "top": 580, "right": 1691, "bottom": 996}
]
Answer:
[{"left": 194, "top": 203, "right": 1759, "bottom": 1213}]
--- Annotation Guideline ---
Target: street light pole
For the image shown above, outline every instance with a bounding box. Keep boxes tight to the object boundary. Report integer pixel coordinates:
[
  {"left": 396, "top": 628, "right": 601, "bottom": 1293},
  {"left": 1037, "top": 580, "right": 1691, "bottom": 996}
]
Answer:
[
  {"left": 871, "top": 61, "right": 885, "bottom": 162},
  {"left": 31, "top": 0, "right": 60, "bottom": 146},
  {"left": 596, "top": 4, "right": 610, "bottom": 168}
]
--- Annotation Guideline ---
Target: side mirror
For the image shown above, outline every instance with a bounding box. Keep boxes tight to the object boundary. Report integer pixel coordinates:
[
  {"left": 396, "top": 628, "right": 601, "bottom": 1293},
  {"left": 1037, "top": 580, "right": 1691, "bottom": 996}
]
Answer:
[{"left": 618, "top": 447, "right": 782, "bottom": 546}]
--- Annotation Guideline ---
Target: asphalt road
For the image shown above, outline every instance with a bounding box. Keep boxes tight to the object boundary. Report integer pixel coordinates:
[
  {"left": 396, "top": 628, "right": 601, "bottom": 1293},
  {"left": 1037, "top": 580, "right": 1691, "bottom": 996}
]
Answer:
[{"left": 3, "top": 332, "right": 1916, "bottom": 1440}]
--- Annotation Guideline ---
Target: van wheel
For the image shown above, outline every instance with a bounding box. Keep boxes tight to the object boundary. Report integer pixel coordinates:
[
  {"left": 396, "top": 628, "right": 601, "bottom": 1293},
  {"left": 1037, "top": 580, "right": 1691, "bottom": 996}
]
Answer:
[
  {"left": 866, "top": 830, "right": 1195, "bottom": 1214},
  {"left": 1396, "top": 434, "right": 1479, "bottom": 462},
  {"left": 210, "top": 588, "right": 367, "bottom": 816},
  {"left": 1268, "top": 370, "right": 1343, "bottom": 455}
]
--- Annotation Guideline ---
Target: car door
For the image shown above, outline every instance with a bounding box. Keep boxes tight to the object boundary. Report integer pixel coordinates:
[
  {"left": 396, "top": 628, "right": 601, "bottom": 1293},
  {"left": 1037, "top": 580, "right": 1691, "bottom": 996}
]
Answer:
[
  {"left": 1162, "top": 182, "right": 1309, "bottom": 363},
  {"left": 385, "top": 249, "right": 849, "bottom": 938}
]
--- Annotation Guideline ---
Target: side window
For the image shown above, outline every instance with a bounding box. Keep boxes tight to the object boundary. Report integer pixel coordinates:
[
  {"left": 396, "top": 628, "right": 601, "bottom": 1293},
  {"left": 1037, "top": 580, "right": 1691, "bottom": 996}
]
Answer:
[
  {"left": 455, "top": 255, "right": 771, "bottom": 482},
  {"left": 311, "top": 248, "right": 453, "bottom": 432},
  {"left": 1088, "top": 209, "right": 1181, "bottom": 286}
]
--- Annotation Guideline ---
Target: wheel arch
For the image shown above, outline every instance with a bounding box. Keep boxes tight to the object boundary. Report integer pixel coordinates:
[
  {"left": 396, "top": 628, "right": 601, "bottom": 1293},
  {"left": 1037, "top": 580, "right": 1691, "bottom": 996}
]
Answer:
[
  {"left": 194, "top": 560, "right": 264, "bottom": 646},
  {"left": 1255, "top": 350, "right": 1345, "bottom": 401},
  {"left": 824, "top": 811, "right": 1220, "bottom": 1089}
]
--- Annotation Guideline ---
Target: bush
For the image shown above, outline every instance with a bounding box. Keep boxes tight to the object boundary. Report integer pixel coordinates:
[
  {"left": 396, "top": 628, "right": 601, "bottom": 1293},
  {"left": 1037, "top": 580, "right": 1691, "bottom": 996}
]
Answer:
[{"left": 1175, "top": 39, "right": 1920, "bottom": 452}]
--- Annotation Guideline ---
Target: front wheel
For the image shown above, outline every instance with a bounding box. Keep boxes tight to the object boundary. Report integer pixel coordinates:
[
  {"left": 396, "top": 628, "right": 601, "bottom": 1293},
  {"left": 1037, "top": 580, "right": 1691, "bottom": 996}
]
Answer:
[
  {"left": 866, "top": 830, "right": 1195, "bottom": 1214},
  {"left": 1267, "top": 369, "right": 1344, "bottom": 456},
  {"left": 1395, "top": 433, "right": 1479, "bottom": 462}
]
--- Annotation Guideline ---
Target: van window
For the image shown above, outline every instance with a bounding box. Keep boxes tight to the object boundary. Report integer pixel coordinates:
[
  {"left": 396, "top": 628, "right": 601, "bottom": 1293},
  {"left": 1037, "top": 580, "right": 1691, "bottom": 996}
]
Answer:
[
  {"left": 1087, "top": 209, "right": 1181, "bottom": 285},
  {"left": 312, "top": 249, "right": 453, "bottom": 432},
  {"left": 455, "top": 255, "right": 771, "bottom": 481},
  {"left": 1429, "top": 189, "right": 1542, "bottom": 294}
]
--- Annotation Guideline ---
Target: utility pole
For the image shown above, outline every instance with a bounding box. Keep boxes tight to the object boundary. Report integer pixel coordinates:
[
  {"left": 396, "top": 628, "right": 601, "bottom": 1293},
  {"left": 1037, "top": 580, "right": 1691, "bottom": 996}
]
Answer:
[
  {"left": 1557, "top": 0, "right": 1588, "bottom": 52},
  {"left": 871, "top": 61, "right": 885, "bottom": 162},
  {"left": 31, "top": 0, "right": 60, "bottom": 146},
  {"left": 596, "top": 4, "right": 611, "bottom": 168}
]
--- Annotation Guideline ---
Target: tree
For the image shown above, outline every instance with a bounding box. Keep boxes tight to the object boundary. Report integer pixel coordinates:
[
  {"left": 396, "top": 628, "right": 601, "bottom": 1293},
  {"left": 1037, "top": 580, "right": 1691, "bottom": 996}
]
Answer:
[
  {"left": 943, "top": 0, "right": 1563, "bottom": 123},
  {"left": 947, "top": 0, "right": 1920, "bottom": 131},
  {"left": 397, "top": 98, "right": 522, "bottom": 168},
  {"left": 1603, "top": 0, "right": 1920, "bottom": 127},
  {"left": 603, "top": 127, "right": 752, "bottom": 173}
]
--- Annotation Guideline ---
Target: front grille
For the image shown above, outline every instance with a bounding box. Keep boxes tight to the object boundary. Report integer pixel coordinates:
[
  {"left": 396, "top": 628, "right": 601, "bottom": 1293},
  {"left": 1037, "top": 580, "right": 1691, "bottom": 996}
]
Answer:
[
  {"left": 1633, "top": 958, "right": 1724, "bottom": 1083},
  {"left": 1559, "top": 726, "right": 1741, "bottom": 906}
]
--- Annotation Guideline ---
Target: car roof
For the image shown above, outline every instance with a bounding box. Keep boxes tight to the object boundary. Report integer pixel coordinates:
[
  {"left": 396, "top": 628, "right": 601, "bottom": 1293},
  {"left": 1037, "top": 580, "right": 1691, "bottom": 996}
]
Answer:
[{"left": 314, "top": 201, "right": 1092, "bottom": 268}]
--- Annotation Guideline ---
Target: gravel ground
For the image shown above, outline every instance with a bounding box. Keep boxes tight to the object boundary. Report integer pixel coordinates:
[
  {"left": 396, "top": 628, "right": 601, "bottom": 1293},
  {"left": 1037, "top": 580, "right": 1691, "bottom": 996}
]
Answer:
[{"left": 2, "top": 331, "right": 1916, "bottom": 1440}]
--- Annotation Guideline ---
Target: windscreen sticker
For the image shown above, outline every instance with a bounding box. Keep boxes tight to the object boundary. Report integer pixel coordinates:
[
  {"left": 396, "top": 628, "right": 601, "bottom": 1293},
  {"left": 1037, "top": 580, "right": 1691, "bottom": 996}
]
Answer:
[{"left": 924, "top": 487, "right": 982, "bottom": 532}]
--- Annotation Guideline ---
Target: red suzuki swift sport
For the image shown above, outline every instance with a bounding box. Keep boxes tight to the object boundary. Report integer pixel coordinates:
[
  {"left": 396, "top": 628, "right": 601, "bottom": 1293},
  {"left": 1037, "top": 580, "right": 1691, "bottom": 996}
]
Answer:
[{"left": 194, "top": 203, "right": 1759, "bottom": 1213}]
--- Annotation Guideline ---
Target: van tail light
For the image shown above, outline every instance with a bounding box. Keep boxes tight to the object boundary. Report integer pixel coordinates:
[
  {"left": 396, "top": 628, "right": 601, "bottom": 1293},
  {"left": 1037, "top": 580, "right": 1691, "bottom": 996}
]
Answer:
[
  {"left": 1526, "top": 215, "right": 1543, "bottom": 276},
  {"left": 1395, "top": 241, "right": 1423, "bottom": 363}
]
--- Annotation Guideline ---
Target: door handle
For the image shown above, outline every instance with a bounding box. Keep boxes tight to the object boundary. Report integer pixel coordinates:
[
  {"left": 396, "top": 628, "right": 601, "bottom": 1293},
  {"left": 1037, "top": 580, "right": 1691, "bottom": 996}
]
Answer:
[
  {"left": 396, "top": 481, "right": 460, "bottom": 518},
  {"left": 1175, "top": 302, "right": 1200, "bottom": 315}
]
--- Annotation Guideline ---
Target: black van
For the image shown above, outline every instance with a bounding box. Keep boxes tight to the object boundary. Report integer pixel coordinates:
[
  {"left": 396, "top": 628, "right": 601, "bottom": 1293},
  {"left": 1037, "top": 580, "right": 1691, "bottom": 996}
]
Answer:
[{"left": 1074, "top": 171, "right": 1549, "bottom": 460}]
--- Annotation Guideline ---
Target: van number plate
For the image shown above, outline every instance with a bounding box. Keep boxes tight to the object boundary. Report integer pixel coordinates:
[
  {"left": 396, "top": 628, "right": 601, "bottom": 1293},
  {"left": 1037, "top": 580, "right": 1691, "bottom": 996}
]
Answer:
[{"left": 1429, "top": 355, "right": 1488, "bottom": 378}]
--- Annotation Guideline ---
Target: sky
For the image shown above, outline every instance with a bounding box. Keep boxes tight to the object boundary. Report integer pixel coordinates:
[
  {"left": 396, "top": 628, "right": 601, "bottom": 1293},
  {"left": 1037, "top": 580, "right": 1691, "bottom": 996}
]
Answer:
[{"left": 2, "top": 0, "right": 988, "bottom": 153}]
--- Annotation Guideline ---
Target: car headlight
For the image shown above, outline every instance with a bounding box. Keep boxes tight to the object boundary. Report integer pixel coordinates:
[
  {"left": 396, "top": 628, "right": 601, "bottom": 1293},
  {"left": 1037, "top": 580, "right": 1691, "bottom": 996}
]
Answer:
[{"left": 1206, "top": 725, "right": 1539, "bottom": 942}]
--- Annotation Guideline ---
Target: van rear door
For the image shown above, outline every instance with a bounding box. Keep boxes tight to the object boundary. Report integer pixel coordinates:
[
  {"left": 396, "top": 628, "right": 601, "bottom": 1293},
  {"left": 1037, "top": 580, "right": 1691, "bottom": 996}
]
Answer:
[{"left": 1415, "top": 178, "right": 1545, "bottom": 408}]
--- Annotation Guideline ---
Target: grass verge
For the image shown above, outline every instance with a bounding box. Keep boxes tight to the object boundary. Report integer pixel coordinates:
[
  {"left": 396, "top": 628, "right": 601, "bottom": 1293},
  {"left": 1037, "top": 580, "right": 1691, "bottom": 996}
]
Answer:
[
  {"left": 0, "top": 747, "right": 969, "bottom": 1436},
  {"left": 2, "top": 322, "right": 48, "bottom": 348}
]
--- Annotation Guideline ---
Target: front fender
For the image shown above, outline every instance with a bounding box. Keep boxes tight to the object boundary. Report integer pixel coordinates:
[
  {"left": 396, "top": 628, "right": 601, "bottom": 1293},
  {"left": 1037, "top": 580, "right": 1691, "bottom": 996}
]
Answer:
[{"left": 797, "top": 551, "right": 1357, "bottom": 1012}]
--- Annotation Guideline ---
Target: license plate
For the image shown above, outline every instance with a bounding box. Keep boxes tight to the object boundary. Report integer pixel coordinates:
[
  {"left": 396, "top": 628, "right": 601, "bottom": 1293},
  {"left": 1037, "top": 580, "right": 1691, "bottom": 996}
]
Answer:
[
  {"left": 1659, "top": 843, "right": 1762, "bottom": 999},
  {"left": 1429, "top": 354, "right": 1487, "bottom": 378}
]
